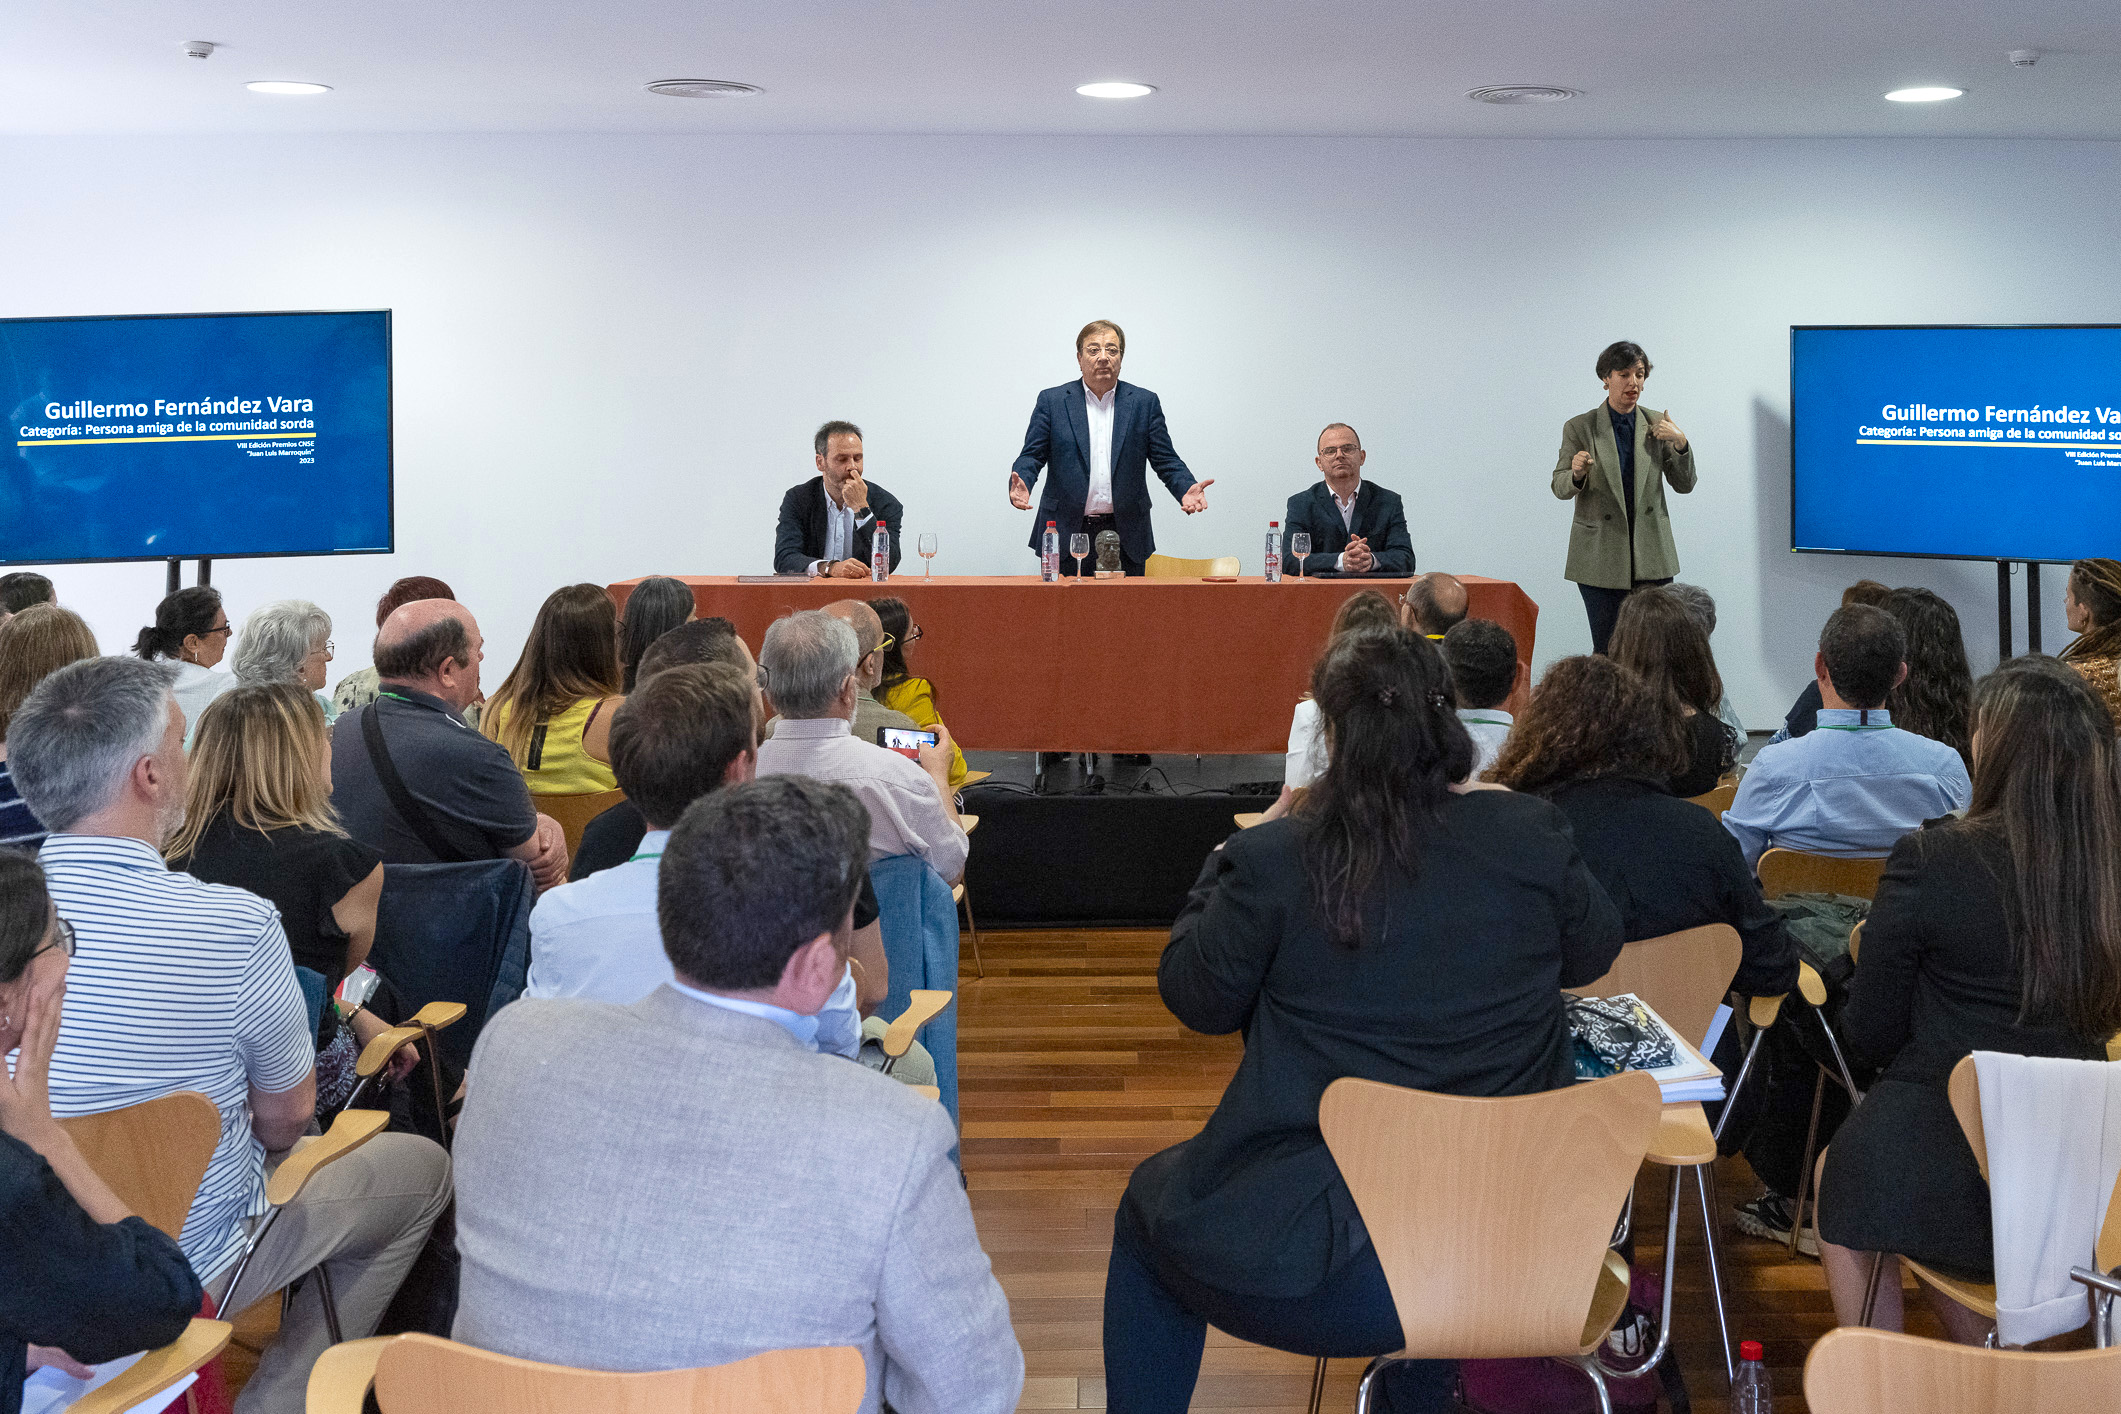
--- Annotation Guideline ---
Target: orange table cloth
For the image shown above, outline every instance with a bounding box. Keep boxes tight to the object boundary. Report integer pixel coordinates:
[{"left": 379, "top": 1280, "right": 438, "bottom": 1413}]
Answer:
[{"left": 611, "top": 575, "right": 1538, "bottom": 756}]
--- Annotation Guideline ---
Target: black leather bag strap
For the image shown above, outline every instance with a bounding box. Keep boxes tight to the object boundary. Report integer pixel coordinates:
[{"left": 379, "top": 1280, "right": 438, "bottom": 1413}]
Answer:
[{"left": 361, "top": 702, "right": 474, "bottom": 864}]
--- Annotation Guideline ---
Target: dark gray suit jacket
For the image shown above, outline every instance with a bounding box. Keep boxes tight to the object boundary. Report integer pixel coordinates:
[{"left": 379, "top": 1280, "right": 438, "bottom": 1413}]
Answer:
[{"left": 1281, "top": 480, "right": 1415, "bottom": 575}]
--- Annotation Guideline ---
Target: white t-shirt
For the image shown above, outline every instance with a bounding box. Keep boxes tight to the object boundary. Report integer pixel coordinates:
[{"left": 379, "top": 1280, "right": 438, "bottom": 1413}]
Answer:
[
  {"left": 1457, "top": 707, "right": 1514, "bottom": 780},
  {"left": 1283, "top": 698, "right": 1327, "bottom": 790}
]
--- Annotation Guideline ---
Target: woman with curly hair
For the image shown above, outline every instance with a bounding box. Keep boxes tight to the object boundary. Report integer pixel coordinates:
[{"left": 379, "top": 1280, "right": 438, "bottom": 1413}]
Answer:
[
  {"left": 1881, "top": 587, "right": 1974, "bottom": 768},
  {"left": 2060, "top": 557, "right": 2121, "bottom": 727}
]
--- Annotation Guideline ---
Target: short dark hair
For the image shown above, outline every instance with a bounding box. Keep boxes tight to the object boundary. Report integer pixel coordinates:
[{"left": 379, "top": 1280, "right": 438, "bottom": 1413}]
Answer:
[
  {"left": 609, "top": 663, "right": 757, "bottom": 830},
  {"left": 1819, "top": 604, "right": 1907, "bottom": 709},
  {"left": 814, "top": 421, "right": 863, "bottom": 458},
  {"left": 1595, "top": 341, "right": 1652, "bottom": 379},
  {"left": 1318, "top": 423, "right": 1360, "bottom": 451},
  {"left": 1076, "top": 320, "right": 1125, "bottom": 356},
  {"left": 373, "top": 614, "right": 471, "bottom": 681},
  {"left": 1441, "top": 619, "right": 1518, "bottom": 711},
  {"left": 374, "top": 576, "right": 455, "bottom": 629},
  {"left": 658, "top": 776, "right": 868, "bottom": 991},
  {"left": 635, "top": 617, "right": 744, "bottom": 683},
  {"left": 0, "top": 573, "right": 54, "bottom": 614}
]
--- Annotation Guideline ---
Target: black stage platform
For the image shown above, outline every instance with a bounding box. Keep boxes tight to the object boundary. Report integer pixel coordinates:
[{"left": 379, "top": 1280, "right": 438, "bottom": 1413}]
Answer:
[{"left": 957, "top": 752, "right": 1282, "bottom": 927}]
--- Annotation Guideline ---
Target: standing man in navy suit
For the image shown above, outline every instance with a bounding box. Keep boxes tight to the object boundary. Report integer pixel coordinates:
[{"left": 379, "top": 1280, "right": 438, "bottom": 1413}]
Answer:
[
  {"left": 1007, "top": 321, "right": 1212, "bottom": 576},
  {"left": 1280, "top": 423, "right": 1415, "bottom": 576}
]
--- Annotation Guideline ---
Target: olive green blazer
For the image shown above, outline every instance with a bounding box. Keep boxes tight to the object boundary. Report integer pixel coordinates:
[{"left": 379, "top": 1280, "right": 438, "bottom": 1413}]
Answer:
[{"left": 1550, "top": 403, "right": 1697, "bottom": 590}]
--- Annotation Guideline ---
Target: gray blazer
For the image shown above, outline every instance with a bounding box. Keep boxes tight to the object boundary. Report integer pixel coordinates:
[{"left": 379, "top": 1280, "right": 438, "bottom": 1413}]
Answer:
[
  {"left": 1549, "top": 402, "right": 1697, "bottom": 589},
  {"left": 451, "top": 986, "right": 1022, "bottom": 1414}
]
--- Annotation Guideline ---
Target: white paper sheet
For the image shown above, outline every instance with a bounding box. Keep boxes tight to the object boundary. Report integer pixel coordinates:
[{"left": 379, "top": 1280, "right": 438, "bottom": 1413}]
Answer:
[{"left": 20, "top": 1351, "right": 197, "bottom": 1414}]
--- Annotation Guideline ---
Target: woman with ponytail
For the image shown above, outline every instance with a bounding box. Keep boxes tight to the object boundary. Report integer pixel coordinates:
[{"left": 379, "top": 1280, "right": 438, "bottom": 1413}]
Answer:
[
  {"left": 2060, "top": 557, "right": 2121, "bottom": 727},
  {"left": 131, "top": 586, "right": 235, "bottom": 741},
  {"left": 1100, "top": 625, "right": 1623, "bottom": 1414}
]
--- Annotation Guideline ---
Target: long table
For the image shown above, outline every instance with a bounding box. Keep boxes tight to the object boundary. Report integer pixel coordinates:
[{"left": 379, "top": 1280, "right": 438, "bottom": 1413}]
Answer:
[{"left": 611, "top": 575, "right": 1538, "bottom": 756}]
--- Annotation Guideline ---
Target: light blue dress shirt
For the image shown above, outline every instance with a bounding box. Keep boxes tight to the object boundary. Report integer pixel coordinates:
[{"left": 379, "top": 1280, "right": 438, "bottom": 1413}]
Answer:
[{"left": 1721, "top": 707, "right": 1972, "bottom": 871}]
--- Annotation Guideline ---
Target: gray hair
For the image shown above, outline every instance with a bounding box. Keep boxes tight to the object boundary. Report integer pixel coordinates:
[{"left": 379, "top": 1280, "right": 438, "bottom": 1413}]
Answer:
[
  {"left": 7, "top": 657, "right": 178, "bottom": 831},
  {"left": 759, "top": 611, "right": 858, "bottom": 720},
  {"left": 232, "top": 599, "right": 332, "bottom": 687},
  {"left": 1666, "top": 582, "right": 1717, "bottom": 638}
]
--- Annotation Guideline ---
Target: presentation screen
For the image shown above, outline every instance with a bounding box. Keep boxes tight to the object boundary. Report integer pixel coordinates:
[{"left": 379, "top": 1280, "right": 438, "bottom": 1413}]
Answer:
[
  {"left": 1, "top": 310, "right": 392, "bottom": 565},
  {"left": 1791, "top": 324, "right": 2121, "bottom": 564}
]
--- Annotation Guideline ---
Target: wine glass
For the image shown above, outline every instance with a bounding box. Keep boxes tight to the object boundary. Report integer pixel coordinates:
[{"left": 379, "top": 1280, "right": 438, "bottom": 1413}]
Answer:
[
  {"left": 917, "top": 532, "right": 938, "bottom": 578},
  {"left": 1290, "top": 532, "right": 1311, "bottom": 578},
  {"left": 1070, "top": 532, "right": 1090, "bottom": 580}
]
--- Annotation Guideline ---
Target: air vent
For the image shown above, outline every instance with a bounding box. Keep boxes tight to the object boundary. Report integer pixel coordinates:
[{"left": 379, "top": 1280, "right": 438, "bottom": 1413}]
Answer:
[
  {"left": 1466, "top": 85, "right": 1580, "bottom": 105},
  {"left": 646, "top": 79, "right": 764, "bottom": 98}
]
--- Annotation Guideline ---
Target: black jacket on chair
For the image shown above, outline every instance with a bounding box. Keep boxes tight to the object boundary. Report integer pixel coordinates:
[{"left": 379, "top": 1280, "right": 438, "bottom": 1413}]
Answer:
[
  {"left": 772, "top": 477, "right": 905, "bottom": 575},
  {"left": 1281, "top": 481, "right": 1415, "bottom": 576}
]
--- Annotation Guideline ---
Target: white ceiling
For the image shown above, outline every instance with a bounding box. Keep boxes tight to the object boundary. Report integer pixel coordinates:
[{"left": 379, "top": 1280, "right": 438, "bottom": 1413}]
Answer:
[{"left": 5, "top": 0, "right": 2120, "bottom": 139}]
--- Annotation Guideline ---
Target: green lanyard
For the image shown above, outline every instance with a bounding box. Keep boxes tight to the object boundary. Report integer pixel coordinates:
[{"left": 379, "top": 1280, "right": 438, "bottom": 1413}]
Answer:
[
  {"left": 1462, "top": 716, "right": 1511, "bottom": 727},
  {"left": 628, "top": 851, "right": 664, "bottom": 863}
]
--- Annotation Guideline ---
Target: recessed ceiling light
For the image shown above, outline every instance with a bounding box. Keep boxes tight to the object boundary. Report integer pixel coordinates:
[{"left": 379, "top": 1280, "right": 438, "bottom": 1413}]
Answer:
[
  {"left": 1885, "top": 86, "right": 1964, "bottom": 102},
  {"left": 246, "top": 80, "right": 331, "bottom": 96},
  {"left": 1077, "top": 81, "right": 1156, "bottom": 99},
  {"left": 645, "top": 79, "right": 764, "bottom": 98},
  {"left": 1467, "top": 85, "right": 1580, "bottom": 105}
]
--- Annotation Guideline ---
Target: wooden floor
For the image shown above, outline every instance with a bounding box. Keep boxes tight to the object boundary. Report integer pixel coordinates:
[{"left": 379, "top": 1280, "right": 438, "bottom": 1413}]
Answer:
[{"left": 960, "top": 926, "right": 1933, "bottom": 1414}]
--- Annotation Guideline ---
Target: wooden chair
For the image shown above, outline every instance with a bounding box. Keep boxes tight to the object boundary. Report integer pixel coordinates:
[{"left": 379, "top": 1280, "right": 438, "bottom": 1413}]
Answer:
[
  {"left": 1757, "top": 847, "right": 1888, "bottom": 901},
  {"left": 952, "top": 814, "right": 983, "bottom": 978},
  {"left": 1567, "top": 924, "right": 1745, "bottom": 1377},
  {"left": 1685, "top": 783, "right": 1737, "bottom": 815},
  {"left": 305, "top": 1333, "right": 866, "bottom": 1414},
  {"left": 1314, "top": 1070, "right": 1663, "bottom": 1413},
  {"left": 1232, "top": 812, "right": 1267, "bottom": 830},
  {"left": 1144, "top": 553, "right": 1241, "bottom": 578},
  {"left": 879, "top": 990, "right": 953, "bottom": 1078},
  {"left": 958, "top": 768, "right": 992, "bottom": 791},
  {"left": 1805, "top": 1326, "right": 2121, "bottom": 1413},
  {"left": 69, "top": 1319, "right": 234, "bottom": 1414},
  {"left": 530, "top": 787, "right": 628, "bottom": 860},
  {"left": 211, "top": 1109, "right": 392, "bottom": 1338},
  {"left": 340, "top": 1001, "right": 469, "bottom": 1145}
]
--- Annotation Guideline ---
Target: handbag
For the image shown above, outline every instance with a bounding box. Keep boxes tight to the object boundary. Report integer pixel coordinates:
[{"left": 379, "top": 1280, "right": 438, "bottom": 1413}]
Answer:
[{"left": 1565, "top": 995, "right": 1678, "bottom": 1079}]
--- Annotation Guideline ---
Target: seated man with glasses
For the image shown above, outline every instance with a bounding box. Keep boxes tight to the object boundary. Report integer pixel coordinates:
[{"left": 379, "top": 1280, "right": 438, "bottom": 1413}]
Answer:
[
  {"left": 1281, "top": 423, "right": 1415, "bottom": 577},
  {"left": 764, "top": 600, "right": 919, "bottom": 748},
  {"left": 870, "top": 597, "right": 968, "bottom": 795}
]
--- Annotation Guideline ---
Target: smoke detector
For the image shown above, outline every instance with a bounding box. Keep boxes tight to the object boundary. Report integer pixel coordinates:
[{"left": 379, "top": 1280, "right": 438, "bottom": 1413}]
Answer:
[
  {"left": 2009, "top": 49, "right": 2040, "bottom": 68},
  {"left": 645, "top": 79, "right": 764, "bottom": 98},
  {"left": 184, "top": 40, "right": 215, "bottom": 60},
  {"left": 1467, "top": 85, "right": 1581, "bottom": 105}
]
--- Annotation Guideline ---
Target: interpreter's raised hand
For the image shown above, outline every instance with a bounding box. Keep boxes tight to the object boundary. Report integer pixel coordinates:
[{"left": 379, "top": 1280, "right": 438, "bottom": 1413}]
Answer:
[
  {"left": 1651, "top": 412, "right": 1688, "bottom": 450},
  {"left": 1008, "top": 472, "right": 1033, "bottom": 511},
  {"left": 0, "top": 980, "right": 64, "bottom": 1144},
  {"left": 1343, "top": 536, "right": 1374, "bottom": 573},
  {"left": 831, "top": 558, "right": 871, "bottom": 580},
  {"left": 1180, "top": 479, "right": 1215, "bottom": 514},
  {"left": 1570, "top": 448, "right": 1595, "bottom": 483},
  {"left": 840, "top": 474, "right": 870, "bottom": 514}
]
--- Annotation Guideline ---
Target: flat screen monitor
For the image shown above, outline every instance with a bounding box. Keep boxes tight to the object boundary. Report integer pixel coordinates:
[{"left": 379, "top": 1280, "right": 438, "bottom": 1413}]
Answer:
[{"left": 1, "top": 309, "right": 392, "bottom": 565}]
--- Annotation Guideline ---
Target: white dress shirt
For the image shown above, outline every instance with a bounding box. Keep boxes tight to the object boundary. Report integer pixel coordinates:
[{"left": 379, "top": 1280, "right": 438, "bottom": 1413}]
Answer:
[
  {"left": 755, "top": 717, "right": 971, "bottom": 881},
  {"left": 1332, "top": 483, "right": 1359, "bottom": 569},
  {"left": 809, "top": 493, "right": 860, "bottom": 577},
  {"left": 1456, "top": 707, "right": 1514, "bottom": 780},
  {"left": 1084, "top": 384, "right": 1117, "bottom": 515}
]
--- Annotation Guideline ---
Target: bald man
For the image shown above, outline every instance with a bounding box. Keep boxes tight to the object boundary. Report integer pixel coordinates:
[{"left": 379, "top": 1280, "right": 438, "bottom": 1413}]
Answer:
[
  {"left": 331, "top": 599, "right": 569, "bottom": 889},
  {"left": 764, "top": 600, "right": 921, "bottom": 748},
  {"left": 1401, "top": 572, "right": 1468, "bottom": 640}
]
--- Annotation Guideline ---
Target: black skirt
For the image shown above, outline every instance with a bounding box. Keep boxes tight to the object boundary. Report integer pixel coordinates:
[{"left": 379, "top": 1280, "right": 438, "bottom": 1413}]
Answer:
[{"left": 1816, "top": 1076, "right": 1993, "bottom": 1280}]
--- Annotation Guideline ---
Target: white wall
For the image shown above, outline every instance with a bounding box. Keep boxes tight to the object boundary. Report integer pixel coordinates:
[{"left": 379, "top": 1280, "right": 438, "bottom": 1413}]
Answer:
[{"left": 2, "top": 133, "right": 2107, "bottom": 728}]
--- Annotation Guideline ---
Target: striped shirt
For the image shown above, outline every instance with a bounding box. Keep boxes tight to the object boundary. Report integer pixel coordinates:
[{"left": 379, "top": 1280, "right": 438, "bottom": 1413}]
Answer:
[
  {"left": 0, "top": 760, "right": 44, "bottom": 852},
  {"left": 38, "top": 834, "right": 314, "bottom": 1279}
]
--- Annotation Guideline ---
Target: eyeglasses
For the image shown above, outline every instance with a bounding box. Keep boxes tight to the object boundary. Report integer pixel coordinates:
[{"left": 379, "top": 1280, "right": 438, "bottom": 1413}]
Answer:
[
  {"left": 201, "top": 624, "right": 233, "bottom": 639},
  {"left": 873, "top": 634, "right": 895, "bottom": 656},
  {"left": 1319, "top": 443, "right": 1360, "bottom": 458},
  {"left": 31, "top": 916, "right": 76, "bottom": 963},
  {"left": 308, "top": 640, "right": 335, "bottom": 657},
  {"left": 904, "top": 625, "right": 923, "bottom": 644}
]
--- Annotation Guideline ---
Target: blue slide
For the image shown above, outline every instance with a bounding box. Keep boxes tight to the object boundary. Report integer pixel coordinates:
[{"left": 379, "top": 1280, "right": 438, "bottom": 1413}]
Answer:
[
  {"left": 1, "top": 310, "right": 391, "bottom": 564},
  {"left": 1792, "top": 325, "right": 2121, "bottom": 563}
]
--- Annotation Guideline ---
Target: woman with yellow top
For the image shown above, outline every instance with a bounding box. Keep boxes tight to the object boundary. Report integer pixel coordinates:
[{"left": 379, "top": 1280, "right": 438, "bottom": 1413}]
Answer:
[
  {"left": 872, "top": 596, "right": 968, "bottom": 793},
  {"left": 481, "top": 584, "right": 624, "bottom": 794},
  {"left": 2061, "top": 558, "right": 2121, "bottom": 729}
]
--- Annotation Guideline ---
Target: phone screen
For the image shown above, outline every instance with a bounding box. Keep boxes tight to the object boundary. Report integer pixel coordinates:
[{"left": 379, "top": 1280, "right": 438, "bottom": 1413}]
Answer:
[{"left": 878, "top": 726, "right": 939, "bottom": 758}]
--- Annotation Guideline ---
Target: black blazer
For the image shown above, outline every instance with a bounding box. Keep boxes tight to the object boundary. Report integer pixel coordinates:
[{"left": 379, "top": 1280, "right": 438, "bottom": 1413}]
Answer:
[
  {"left": 1123, "top": 790, "right": 1622, "bottom": 1299},
  {"left": 1281, "top": 481, "right": 1415, "bottom": 576},
  {"left": 1009, "top": 379, "right": 1195, "bottom": 564},
  {"left": 772, "top": 477, "right": 904, "bottom": 575},
  {"left": 1544, "top": 775, "right": 1798, "bottom": 997}
]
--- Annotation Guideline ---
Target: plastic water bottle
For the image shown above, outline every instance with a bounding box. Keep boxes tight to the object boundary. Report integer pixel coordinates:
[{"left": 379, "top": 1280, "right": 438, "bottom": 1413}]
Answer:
[
  {"left": 1041, "top": 521, "right": 1060, "bottom": 582},
  {"left": 1264, "top": 522, "right": 1282, "bottom": 583},
  {"left": 1730, "top": 1339, "right": 1771, "bottom": 1413},
  {"left": 871, "top": 521, "right": 890, "bottom": 582}
]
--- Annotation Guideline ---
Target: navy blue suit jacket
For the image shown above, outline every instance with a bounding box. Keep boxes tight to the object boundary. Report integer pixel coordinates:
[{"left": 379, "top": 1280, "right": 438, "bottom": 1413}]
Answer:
[
  {"left": 1010, "top": 379, "right": 1195, "bottom": 563},
  {"left": 1281, "top": 481, "right": 1416, "bottom": 576}
]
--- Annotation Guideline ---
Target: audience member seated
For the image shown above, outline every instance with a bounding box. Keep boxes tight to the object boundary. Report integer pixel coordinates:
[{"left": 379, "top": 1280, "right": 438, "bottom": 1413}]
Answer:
[
  {"left": 133, "top": 586, "right": 236, "bottom": 741},
  {"left": 1774, "top": 578, "right": 1892, "bottom": 743},
  {"left": 1610, "top": 585, "right": 1738, "bottom": 797},
  {"left": 9, "top": 657, "right": 450, "bottom": 1414},
  {"left": 1440, "top": 617, "right": 1518, "bottom": 778},
  {"left": 870, "top": 596, "right": 971, "bottom": 795},
  {"left": 567, "top": 618, "right": 752, "bottom": 879},
  {"left": 1491, "top": 654, "right": 1798, "bottom": 997},
  {"left": 1398, "top": 570, "right": 1466, "bottom": 639},
  {"left": 0, "top": 571, "right": 55, "bottom": 624},
  {"left": 1101, "top": 625, "right": 1623, "bottom": 1414},
  {"left": 331, "top": 600, "right": 567, "bottom": 889},
  {"left": 0, "top": 849, "right": 203, "bottom": 1414},
  {"left": 168, "top": 684, "right": 411, "bottom": 1111},
  {"left": 1723, "top": 604, "right": 1971, "bottom": 872},
  {"left": 1666, "top": 581, "right": 1747, "bottom": 742},
  {"left": 1817, "top": 657, "right": 2121, "bottom": 1341},
  {"left": 1879, "top": 586, "right": 1974, "bottom": 768},
  {"left": 480, "top": 584, "right": 624, "bottom": 794},
  {"left": 2060, "top": 556, "right": 2121, "bottom": 727},
  {"left": 454, "top": 776, "right": 1021, "bottom": 1414},
  {"left": 765, "top": 599, "right": 919, "bottom": 746},
  {"left": 232, "top": 599, "right": 339, "bottom": 722},
  {"left": 756, "top": 611, "right": 967, "bottom": 884},
  {"left": 615, "top": 575, "right": 696, "bottom": 692},
  {"left": 0, "top": 605, "right": 99, "bottom": 855},
  {"left": 331, "top": 576, "right": 458, "bottom": 719},
  {"left": 1262, "top": 590, "right": 1398, "bottom": 822}
]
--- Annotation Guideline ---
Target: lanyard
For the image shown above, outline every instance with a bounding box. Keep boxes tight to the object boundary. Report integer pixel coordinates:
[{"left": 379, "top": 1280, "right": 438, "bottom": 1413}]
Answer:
[{"left": 627, "top": 851, "right": 664, "bottom": 863}]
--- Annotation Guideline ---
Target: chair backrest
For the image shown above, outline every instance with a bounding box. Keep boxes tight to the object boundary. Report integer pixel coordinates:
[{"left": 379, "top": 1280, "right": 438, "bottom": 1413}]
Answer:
[
  {"left": 1319, "top": 1070, "right": 1661, "bottom": 1359},
  {"left": 1945, "top": 1055, "right": 1988, "bottom": 1182},
  {"left": 1685, "top": 783, "right": 1737, "bottom": 815},
  {"left": 1804, "top": 1325, "right": 2121, "bottom": 1413},
  {"left": 1757, "top": 848, "right": 1888, "bottom": 901},
  {"left": 530, "top": 787, "right": 628, "bottom": 860},
  {"left": 58, "top": 1090, "right": 220, "bottom": 1241},
  {"left": 869, "top": 853, "right": 961, "bottom": 1123},
  {"left": 373, "top": 1335, "right": 866, "bottom": 1414},
  {"left": 1565, "top": 924, "right": 1742, "bottom": 1048},
  {"left": 371, "top": 859, "right": 536, "bottom": 1072},
  {"left": 1144, "top": 553, "right": 1241, "bottom": 578}
]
